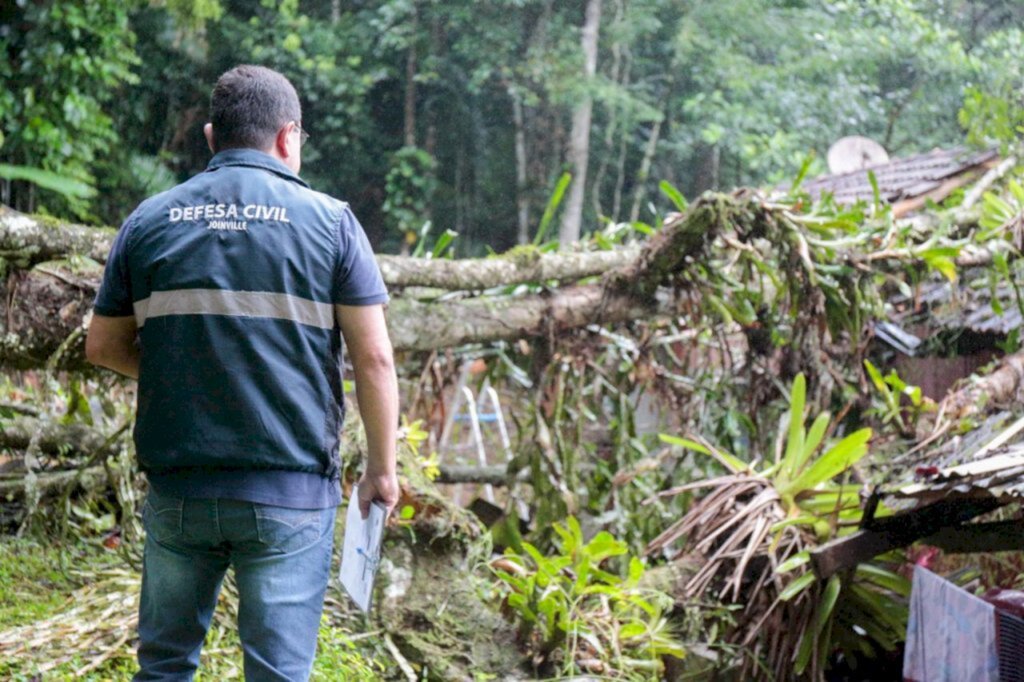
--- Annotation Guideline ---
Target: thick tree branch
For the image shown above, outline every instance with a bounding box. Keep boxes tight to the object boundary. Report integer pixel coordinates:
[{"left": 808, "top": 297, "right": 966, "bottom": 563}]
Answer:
[
  {"left": 940, "top": 350, "right": 1024, "bottom": 420},
  {"left": 377, "top": 247, "right": 639, "bottom": 289},
  {"left": 387, "top": 286, "right": 676, "bottom": 351},
  {"left": 0, "top": 417, "right": 118, "bottom": 459},
  {"left": 0, "top": 466, "right": 106, "bottom": 497},
  {"left": 0, "top": 205, "right": 116, "bottom": 268},
  {"left": 433, "top": 464, "right": 526, "bottom": 486},
  {"left": 0, "top": 267, "right": 684, "bottom": 368}
]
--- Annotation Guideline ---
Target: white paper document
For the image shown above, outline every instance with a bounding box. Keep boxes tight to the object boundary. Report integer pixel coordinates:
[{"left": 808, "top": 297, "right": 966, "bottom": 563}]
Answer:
[{"left": 339, "top": 485, "right": 387, "bottom": 613}]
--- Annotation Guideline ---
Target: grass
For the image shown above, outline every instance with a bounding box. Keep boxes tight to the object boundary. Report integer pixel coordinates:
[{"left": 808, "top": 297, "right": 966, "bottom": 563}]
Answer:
[
  {"left": 0, "top": 536, "right": 392, "bottom": 681},
  {"left": 0, "top": 537, "right": 120, "bottom": 629}
]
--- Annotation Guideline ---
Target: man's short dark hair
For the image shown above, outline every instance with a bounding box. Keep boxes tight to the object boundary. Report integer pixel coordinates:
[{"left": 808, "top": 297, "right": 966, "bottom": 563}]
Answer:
[{"left": 209, "top": 65, "right": 301, "bottom": 152}]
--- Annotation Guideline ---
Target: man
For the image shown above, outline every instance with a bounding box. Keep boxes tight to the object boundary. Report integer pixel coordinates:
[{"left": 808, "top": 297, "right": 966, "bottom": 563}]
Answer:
[{"left": 86, "top": 64, "right": 399, "bottom": 681}]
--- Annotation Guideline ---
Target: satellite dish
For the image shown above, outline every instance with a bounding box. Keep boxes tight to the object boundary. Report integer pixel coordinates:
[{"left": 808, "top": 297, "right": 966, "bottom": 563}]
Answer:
[{"left": 827, "top": 136, "right": 889, "bottom": 174}]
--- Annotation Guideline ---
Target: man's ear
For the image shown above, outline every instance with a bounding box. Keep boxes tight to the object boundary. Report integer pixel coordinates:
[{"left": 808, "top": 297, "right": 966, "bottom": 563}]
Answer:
[
  {"left": 203, "top": 123, "right": 216, "bottom": 153},
  {"left": 274, "top": 122, "right": 294, "bottom": 160}
]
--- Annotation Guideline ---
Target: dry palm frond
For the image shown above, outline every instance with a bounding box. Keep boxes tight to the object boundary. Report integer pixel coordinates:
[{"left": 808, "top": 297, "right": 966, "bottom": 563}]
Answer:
[
  {"left": 649, "top": 470, "right": 817, "bottom": 679},
  {"left": 649, "top": 375, "right": 880, "bottom": 681}
]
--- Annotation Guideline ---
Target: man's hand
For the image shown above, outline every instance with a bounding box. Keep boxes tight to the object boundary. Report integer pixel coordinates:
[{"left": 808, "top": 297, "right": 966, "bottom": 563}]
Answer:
[{"left": 357, "top": 469, "right": 400, "bottom": 519}]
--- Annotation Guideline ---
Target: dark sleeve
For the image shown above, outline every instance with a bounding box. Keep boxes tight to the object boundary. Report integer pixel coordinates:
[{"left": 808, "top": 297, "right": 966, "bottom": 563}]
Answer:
[
  {"left": 93, "top": 214, "right": 136, "bottom": 317},
  {"left": 333, "top": 207, "right": 389, "bottom": 306}
]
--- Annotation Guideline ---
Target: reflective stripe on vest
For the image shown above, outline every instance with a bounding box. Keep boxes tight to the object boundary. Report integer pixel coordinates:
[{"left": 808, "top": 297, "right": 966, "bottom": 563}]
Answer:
[{"left": 133, "top": 289, "right": 334, "bottom": 330}]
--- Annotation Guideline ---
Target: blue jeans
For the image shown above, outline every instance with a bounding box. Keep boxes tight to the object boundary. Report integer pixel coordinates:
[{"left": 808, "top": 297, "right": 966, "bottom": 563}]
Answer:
[{"left": 134, "top": 488, "right": 337, "bottom": 681}]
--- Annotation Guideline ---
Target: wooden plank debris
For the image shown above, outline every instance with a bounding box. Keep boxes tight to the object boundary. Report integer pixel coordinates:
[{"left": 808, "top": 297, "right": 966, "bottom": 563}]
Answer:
[{"left": 810, "top": 497, "right": 1002, "bottom": 579}]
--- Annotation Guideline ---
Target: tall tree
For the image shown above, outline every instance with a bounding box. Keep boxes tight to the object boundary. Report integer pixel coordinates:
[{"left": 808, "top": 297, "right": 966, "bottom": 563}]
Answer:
[
  {"left": 510, "top": 84, "right": 531, "bottom": 244},
  {"left": 559, "top": 0, "right": 603, "bottom": 247},
  {"left": 403, "top": 2, "right": 419, "bottom": 148}
]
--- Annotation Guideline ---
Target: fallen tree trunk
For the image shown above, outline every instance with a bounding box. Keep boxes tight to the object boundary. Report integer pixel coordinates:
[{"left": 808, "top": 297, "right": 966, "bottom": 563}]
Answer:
[
  {"left": 0, "top": 267, "right": 684, "bottom": 366},
  {"left": 0, "top": 204, "right": 638, "bottom": 289},
  {"left": 388, "top": 286, "right": 677, "bottom": 351},
  {"left": 0, "top": 205, "right": 116, "bottom": 268},
  {"left": 378, "top": 247, "right": 639, "bottom": 289},
  {"left": 0, "top": 195, "right": 732, "bottom": 368},
  {"left": 0, "top": 267, "right": 96, "bottom": 370},
  {"left": 0, "top": 191, "right": 990, "bottom": 368}
]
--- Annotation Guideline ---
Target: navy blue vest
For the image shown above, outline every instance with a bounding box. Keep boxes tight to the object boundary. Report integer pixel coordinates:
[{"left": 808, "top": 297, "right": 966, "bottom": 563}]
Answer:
[{"left": 95, "top": 149, "right": 388, "bottom": 507}]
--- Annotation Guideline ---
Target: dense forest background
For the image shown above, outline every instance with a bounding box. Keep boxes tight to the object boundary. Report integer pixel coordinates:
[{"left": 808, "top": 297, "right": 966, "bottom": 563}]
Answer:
[{"left": 3, "top": 0, "right": 1024, "bottom": 252}]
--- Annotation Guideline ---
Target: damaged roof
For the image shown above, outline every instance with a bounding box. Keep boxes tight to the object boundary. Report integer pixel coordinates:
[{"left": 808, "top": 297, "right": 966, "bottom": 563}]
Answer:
[
  {"left": 906, "top": 275, "right": 1023, "bottom": 336},
  {"left": 881, "top": 411, "right": 1024, "bottom": 511},
  {"left": 883, "top": 258, "right": 1024, "bottom": 345},
  {"left": 801, "top": 147, "right": 999, "bottom": 214}
]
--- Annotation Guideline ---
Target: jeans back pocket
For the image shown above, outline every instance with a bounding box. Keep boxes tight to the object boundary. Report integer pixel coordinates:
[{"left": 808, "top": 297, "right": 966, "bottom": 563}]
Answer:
[{"left": 253, "top": 505, "right": 323, "bottom": 554}]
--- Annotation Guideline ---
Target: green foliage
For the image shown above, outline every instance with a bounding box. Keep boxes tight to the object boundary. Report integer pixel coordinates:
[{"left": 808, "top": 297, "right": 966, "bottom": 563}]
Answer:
[
  {"left": 863, "top": 360, "right": 929, "bottom": 432},
  {"left": 959, "top": 29, "right": 1024, "bottom": 149},
  {"left": 773, "top": 410, "right": 908, "bottom": 675},
  {"left": 383, "top": 146, "right": 438, "bottom": 247},
  {"left": 492, "top": 517, "right": 684, "bottom": 678},
  {"left": 658, "top": 181, "right": 688, "bottom": 213},
  {"left": 0, "top": 0, "right": 139, "bottom": 219},
  {"left": 0, "top": 165, "right": 96, "bottom": 200},
  {"left": 408, "top": 220, "right": 459, "bottom": 259},
  {"left": 156, "top": 0, "right": 389, "bottom": 233},
  {"left": 961, "top": 87, "right": 1024, "bottom": 150},
  {"left": 311, "top": 625, "right": 388, "bottom": 680},
  {"left": 979, "top": 177, "right": 1024, "bottom": 238},
  {"left": 533, "top": 172, "right": 572, "bottom": 246},
  {"left": 671, "top": 374, "right": 873, "bottom": 527},
  {"left": 671, "top": 0, "right": 989, "bottom": 192},
  {"left": 160, "top": 0, "right": 224, "bottom": 28}
]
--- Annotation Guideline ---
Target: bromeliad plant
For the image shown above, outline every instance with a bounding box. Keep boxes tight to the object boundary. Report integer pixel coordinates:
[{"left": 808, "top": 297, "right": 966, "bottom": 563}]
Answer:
[
  {"left": 490, "top": 517, "right": 685, "bottom": 679},
  {"left": 647, "top": 373, "right": 909, "bottom": 680}
]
